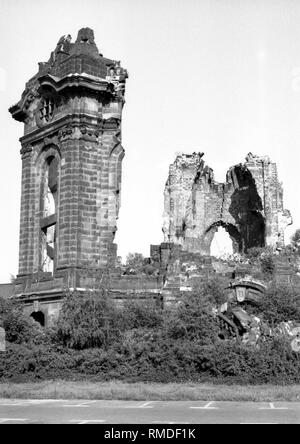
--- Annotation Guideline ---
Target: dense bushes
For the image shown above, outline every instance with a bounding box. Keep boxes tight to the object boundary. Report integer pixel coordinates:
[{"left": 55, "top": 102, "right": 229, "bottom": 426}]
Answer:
[
  {"left": 163, "top": 295, "right": 220, "bottom": 344},
  {"left": 1, "top": 280, "right": 300, "bottom": 384},
  {"left": 55, "top": 290, "right": 123, "bottom": 350},
  {"left": 1, "top": 336, "right": 300, "bottom": 384},
  {"left": 246, "top": 247, "right": 276, "bottom": 277},
  {"left": 258, "top": 284, "right": 300, "bottom": 326}
]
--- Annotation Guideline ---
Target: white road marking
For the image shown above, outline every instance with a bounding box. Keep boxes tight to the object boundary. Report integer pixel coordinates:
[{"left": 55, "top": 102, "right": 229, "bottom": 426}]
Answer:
[
  {"left": 125, "top": 401, "right": 154, "bottom": 409},
  {"left": 0, "top": 400, "right": 59, "bottom": 406},
  {"left": 139, "top": 401, "right": 154, "bottom": 408},
  {"left": 22, "top": 400, "right": 60, "bottom": 404},
  {"left": 190, "top": 401, "right": 217, "bottom": 409},
  {"left": 0, "top": 418, "right": 28, "bottom": 423},
  {"left": 0, "top": 402, "right": 35, "bottom": 406},
  {"left": 259, "top": 402, "right": 288, "bottom": 410},
  {"left": 69, "top": 419, "right": 106, "bottom": 424},
  {"left": 63, "top": 401, "right": 97, "bottom": 408},
  {"left": 0, "top": 403, "right": 23, "bottom": 406}
]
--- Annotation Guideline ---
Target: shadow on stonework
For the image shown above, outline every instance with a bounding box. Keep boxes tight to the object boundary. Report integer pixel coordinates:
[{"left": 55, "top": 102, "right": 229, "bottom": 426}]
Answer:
[{"left": 229, "top": 165, "right": 265, "bottom": 252}]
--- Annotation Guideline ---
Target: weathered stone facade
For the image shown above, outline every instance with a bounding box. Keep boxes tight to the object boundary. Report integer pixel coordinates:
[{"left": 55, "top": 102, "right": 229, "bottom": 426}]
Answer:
[
  {"left": 9, "top": 28, "right": 128, "bottom": 323},
  {"left": 162, "top": 152, "right": 292, "bottom": 255}
]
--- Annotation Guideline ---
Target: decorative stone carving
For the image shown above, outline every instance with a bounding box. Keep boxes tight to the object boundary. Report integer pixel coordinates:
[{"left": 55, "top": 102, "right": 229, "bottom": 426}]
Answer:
[
  {"left": 76, "top": 28, "right": 95, "bottom": 45},
  {"left": 57, "top": 123, "right": 75, "bottom": 140},
  {"left": 106, "top": 61, "right": 128, "bottom": 100},
  {"left": 20, "top": 144, "right": 33, "bottom": 157},
  {"left": 48, "top": 34, "right": 72, "bottom": 66},
  {"left": 57, "top": 122, "right": 101, "bottom": 141},
  {"left": 43, "top": 136, "right": 59, "bottom": 148},
  {"left": 79, "top": 124, "right": 100, "bottom": 141},
  {"left": 56, "top": 34, "right": 72, "bottom": 53},
  {"left": 9, "top": 82, "right": 40, "bottom": 123}
]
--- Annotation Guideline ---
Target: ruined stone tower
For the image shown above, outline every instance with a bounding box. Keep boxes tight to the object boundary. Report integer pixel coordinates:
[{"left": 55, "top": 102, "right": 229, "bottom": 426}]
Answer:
[
  {"left": 9, "top": 28, "right": 128, "bottom": 323},
  {"left": 162, "top": 152, "right": 292, "bottom": 255}
]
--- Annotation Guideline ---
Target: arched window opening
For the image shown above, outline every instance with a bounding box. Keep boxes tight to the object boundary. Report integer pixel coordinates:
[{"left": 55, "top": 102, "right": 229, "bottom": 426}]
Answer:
[
  {"left": 40, "top": 155, "right": 58, "bottom": 274},
  {"left": 44, "top": 186, "right": 56, "bottom": 217},
  {"left": 30, "top": 311, "right": 45, "bottom": 327},
  {"left": 210, "top": 226, "right": 234, "bottom": 258},
  {"left": 43, "top": 156, "right": 58, "bottom": 217}
]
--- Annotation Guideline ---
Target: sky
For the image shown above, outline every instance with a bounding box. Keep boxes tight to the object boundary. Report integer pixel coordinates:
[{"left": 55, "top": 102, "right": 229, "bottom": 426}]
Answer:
[{"left": 1, "top": 0, "right": 300, "bottom": 282}]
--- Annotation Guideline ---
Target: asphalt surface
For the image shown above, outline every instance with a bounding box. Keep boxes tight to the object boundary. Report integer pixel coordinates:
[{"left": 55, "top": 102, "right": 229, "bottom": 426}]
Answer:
[{"left": 0, "top": 399, "right": 299, "bottom": 424}]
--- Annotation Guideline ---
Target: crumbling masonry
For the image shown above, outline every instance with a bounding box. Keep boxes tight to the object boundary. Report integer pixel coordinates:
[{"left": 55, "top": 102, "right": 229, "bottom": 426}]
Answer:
[{"left": 162, "top": 152, "right": 292, "bottom": 255}]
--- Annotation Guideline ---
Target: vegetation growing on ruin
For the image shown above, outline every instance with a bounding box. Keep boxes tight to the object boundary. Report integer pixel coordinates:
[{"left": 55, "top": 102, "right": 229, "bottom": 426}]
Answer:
[{"left": 123, "top": 252, "right": 160, "bottom": 276}]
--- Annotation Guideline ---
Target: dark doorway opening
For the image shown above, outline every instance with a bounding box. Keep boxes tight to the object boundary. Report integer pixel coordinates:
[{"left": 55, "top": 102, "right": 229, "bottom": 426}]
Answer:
[{"left": 30, "top": 311, "right": 45, "bottom": 327}]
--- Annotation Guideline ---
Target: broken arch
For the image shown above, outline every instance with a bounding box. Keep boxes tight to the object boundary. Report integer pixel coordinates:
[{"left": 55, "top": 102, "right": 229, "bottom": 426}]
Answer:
[{"left": 204, "top": 221, "right": 242, "bottom": 255}]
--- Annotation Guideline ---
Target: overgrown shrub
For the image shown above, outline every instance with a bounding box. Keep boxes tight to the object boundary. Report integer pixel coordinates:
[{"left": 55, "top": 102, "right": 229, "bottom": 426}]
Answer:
[
  {"left": 246, "top": 247, "right": 276, "bottom": 277},
  {"left": 246, "top": 247, "right": 266, "bottom": 261},
  {"left": 200, "top": 277, "right": 229, "bottom": 306},
  {"left": 0, "top": 343, "right": 78, "bottom": 381},
  {"left": 258, "top": 283, "right": 300, "bottom": 326},
  {"left": 121, "top": 299, "right": 163, "bottom": 330},
  {"left": 2, "top": 335, "right": 300, "bottom": 384},
  {"left": 163, "top": 295, "right": 219, "bottom": 344},
  {"left": 261, "top": 254, "right": 275, "bottom": 276},
  {"left": 54, "top": 290, "right": 123, "bottom": 350},
  {"left": 290, "top": 229, "right": 300, "bottom": 254}
]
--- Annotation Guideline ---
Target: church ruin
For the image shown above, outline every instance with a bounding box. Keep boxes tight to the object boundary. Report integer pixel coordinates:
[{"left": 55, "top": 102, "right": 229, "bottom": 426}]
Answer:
[
  {"left": 3, "top": 28, "right": 296, "bottom": 326},
  {"left": 9, "top": 28, "right": 128, "bottom": 323},
  {"left": 162, "top": 152, "right": 292, "bottom": 255}
]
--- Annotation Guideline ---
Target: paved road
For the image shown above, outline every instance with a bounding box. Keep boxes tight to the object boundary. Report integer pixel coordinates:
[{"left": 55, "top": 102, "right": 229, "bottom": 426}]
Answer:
[{"left": 0, "top": 399, "right": 299, "bottom": 424}]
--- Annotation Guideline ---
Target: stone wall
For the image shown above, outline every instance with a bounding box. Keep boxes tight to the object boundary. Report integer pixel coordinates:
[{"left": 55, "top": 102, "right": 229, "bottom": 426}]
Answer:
[{"left": 163, "top": 152, "right": 292, "bottom": 254}]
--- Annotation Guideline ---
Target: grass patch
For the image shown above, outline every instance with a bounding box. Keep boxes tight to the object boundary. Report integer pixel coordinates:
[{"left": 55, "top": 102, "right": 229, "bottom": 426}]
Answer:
[{"left": 0, "top": 381, "right": 300, "bottom": 401}]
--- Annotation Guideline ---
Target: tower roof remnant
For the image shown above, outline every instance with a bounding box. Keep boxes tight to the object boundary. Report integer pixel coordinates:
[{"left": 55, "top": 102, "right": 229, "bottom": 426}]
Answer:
[{"left": 9, "top": 28, "right": 128, "bottom": 123}]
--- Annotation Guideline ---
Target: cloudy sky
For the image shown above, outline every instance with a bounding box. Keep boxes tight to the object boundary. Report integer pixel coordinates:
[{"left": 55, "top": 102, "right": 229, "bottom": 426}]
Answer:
[{"left": 0, "top": 0, "right": 300, "bottom": 282}]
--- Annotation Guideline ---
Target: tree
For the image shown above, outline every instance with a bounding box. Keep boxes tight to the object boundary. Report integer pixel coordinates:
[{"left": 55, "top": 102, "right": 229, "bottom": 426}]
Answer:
[
  {"left": 163, "top": 286, "right": 221, "bottom": 345},
  {"left": 125, "top": 252, "right": 146, "bottom": 274},
  {"left": 258, "top": 283, "right": 300, "bottom": 326},
  {"left": 291, "top": 229, "right": 300, "bottom": 253},
  {"left": 55, "top": 289, "right": 123, "bottom": 349},
  {"left": 121, "top": 298, "right": 163, "bottom": 330}
]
